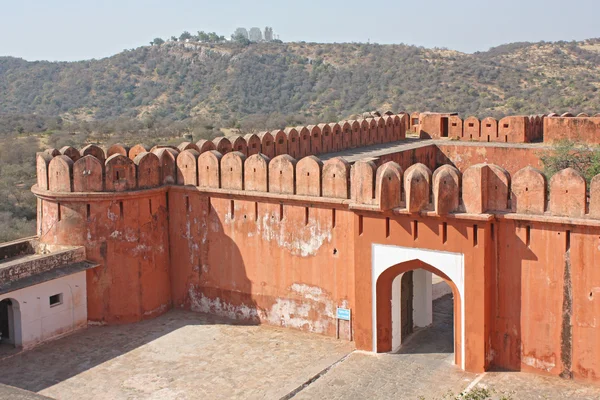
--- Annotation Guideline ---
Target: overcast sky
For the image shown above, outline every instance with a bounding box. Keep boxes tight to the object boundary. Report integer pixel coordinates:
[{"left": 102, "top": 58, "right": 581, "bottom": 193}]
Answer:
[{"left": 1, "top": 0, "right": 598, "bottom": 62}]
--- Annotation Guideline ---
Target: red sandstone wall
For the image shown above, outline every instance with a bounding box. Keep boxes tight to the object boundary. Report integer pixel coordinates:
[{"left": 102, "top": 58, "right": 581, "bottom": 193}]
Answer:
[
  {"left": 168, "top": 189, "right": 356, "bottom": 337},
  {"left": 37, "top": 191, "right": 172, "bottom": 324},
  {"left": 31, "top": 135, "right": 600, "bottom": 383},
  {"left": 436, "top": 144, "right": 545, "bottom": 174},
  {"left": 544, "top": 116, "right": 600, "bottom": 144},
  {"left": 490, "top": 220, "right": 600, "bottom": 382},
  {"left": 353, "top": 214, "right": 491, "bottom": 372},
  {"left": 377, "top": 145, "right": 438, "bottom": 171}
]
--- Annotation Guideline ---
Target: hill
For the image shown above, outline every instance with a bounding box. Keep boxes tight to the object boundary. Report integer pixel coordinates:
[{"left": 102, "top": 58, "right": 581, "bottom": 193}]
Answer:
[
  {"left": 1, "top": 38, "right": 600, "bottom": 137},
  {"left": 0, "top": 38, "right": 599, "bottom": 242}
]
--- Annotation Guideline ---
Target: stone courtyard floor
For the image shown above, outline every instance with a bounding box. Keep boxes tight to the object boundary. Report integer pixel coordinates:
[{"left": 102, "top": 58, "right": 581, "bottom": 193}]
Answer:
[{"left": 1, "top": 296, "right": 600, "bottom": 399}]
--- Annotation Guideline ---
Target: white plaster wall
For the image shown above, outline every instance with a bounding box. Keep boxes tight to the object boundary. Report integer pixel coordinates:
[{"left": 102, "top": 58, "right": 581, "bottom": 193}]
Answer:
[
  {"left": 391, "top": 270, "right": 433, "bottom": 352},
  {"left": 372, "top": 244, "right": 465, "bottom": 369},
  {"left": 0, "top": 272, "right": 87, "bottom": 349},
  {"left": 432, "top": 275, "right": 453, "bottom": 300},
  {"left": 413, "top": 269, "right": 432, "bottom": 328}
]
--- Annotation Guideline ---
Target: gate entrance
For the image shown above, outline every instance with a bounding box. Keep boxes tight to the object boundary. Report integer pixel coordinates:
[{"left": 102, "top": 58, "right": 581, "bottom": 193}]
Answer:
[{"left": 372, "top": 245, "right": 465, "bottom": 368}]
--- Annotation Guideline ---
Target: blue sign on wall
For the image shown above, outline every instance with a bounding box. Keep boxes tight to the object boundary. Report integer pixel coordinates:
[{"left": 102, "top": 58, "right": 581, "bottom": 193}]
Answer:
[{"left": 336, "top": 307, "right": 351, "bottom": 321}]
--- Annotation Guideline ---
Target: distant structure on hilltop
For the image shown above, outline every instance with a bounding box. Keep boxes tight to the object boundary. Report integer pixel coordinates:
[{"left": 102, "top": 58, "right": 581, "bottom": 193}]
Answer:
[
  {"left": 233, "top": 26, "right": 278, "bottom": 42},
  {"left": 264, "top": 27, "right": 274, "bottom": 41},
  {"left": 233, "top": 27, "right": 249, "bottom": 40},
  {"left": 249, "top": 27, "right": 263, "bottom": 42}
]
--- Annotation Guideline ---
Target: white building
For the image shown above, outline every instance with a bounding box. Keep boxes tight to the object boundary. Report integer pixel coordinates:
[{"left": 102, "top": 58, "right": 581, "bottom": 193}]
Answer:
[{"left": 0, "top": 238, "right": 98, "bottom": 352}]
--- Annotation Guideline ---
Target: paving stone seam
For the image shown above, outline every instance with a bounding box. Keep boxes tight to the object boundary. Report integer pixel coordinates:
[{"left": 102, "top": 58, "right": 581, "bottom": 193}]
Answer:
[{"left": 280, "top": 351, "right": 355, "bottom": 400}]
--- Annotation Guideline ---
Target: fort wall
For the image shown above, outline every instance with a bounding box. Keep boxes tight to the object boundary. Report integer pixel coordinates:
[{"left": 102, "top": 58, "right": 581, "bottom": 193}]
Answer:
[
  {"left": 28, "top": 111, "right": 600, "bottom": 383},
  {"left": 417, "top": 112, "right": 600, "bottom": 145},
  {"left": 544, "top": 116, "right": 600, "bottom": 144},
  {"left": 36, "top": 189, "right": 172, "bottom": 324},
  {"left": 419, "top": 113, "right": 545, "bottom": 143}
]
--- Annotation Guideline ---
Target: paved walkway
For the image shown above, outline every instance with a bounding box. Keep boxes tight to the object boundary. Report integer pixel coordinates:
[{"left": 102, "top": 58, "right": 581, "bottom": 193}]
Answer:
[
  {"left": 0, "top": 311, "right": 353, "bottom": 400},
  {"left": 293, "top": 294, "right": 475, "bottom": 399},
  {"left": 2, "top": 297, "right": 600, "bottom": 399},
  {"left": 475, "top": 371, "right": 600, "bottom": 400}
]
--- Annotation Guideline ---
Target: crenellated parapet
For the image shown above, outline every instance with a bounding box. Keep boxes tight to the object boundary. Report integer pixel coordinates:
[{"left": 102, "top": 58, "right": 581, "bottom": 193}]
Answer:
[
  {"left": 213, "top": 113, "right": 407, "bottom": 159},
  {"left": 35, "top": 141, "right": 600, "bottom": 221},
  {"left": 417, "top": 112, "right": 600, "bottom": 144},
  {"left": 418, "top": 113, "right": 545, "bottom": 143},
  {"left": 350, "top": 160, "right": 600, "bottom": 220}
]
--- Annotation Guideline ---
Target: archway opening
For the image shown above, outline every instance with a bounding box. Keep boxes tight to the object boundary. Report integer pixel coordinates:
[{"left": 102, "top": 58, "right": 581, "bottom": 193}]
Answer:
[
  {"left": 392, "top": 271, "right": 454, "bottom": 356},
  {"left": 375, "top": 258, "right": 463, "bottom": 367},
  {"left": 0, "top": 298, "right": 21, "bottom": 353}
]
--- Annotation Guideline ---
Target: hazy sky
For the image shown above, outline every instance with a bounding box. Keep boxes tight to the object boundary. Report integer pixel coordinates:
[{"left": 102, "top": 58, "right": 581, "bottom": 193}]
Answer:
[{"left": 1, "top": 0, "right": 598, "bottom": 62}]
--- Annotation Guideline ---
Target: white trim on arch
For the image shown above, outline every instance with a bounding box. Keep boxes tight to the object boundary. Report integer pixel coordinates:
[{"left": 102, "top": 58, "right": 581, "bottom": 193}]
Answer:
[{"left": 371, "top": 244, "right": 466, "bottom": 369}]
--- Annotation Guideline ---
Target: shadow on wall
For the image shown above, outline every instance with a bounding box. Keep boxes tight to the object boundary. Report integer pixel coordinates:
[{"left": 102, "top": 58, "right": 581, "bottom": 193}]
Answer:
[
  {"left": 168, "top": 191, "right": 260, "bottom": 326},
  {"left": 492, "top": 221, "right": 537, "bottom": 373}
]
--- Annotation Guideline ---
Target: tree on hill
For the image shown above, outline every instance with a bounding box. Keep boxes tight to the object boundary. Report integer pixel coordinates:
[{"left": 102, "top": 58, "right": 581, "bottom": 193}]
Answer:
[
  {"left": 197, "top": 31, "right": 210, "bottom": 42},
  {"left": 151, "top": 38, "right": 165, "bottom": 46},
  {"left": 208, "top": 32, "right": 225, "bottom": 43},
  {"left": 179, "top": 31, "right": 192, "bottom": 41},
  {"left": 231, "top": 32, "right": 250, "bottom": 46}
]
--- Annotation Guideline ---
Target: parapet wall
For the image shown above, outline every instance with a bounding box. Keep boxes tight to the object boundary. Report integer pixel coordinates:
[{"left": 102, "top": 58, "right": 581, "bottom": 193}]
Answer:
[
  {"left": 418, "top": 113, "right": 544, "bottom": 143},
  {"left": 217, "top": 113, "right": 407, "bottom": 158},
  {"left": 544, "top": 115, "right": 600, "bottom": 144},
  {"left": 417, "top": 112, "right": 600, "bottom": 144},
  {"left": 36, "top": 142, "right": 600, "bottom": 222}
]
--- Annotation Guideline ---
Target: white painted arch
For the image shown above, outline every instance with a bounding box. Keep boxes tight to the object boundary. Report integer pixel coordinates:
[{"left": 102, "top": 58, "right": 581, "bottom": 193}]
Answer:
[{"left": 371, "top": 244, "right": 465, "bottom": 369}]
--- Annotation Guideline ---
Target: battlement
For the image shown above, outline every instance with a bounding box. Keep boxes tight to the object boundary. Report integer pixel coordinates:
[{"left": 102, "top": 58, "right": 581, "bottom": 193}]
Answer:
[
  {"left": 416, "top": 112, "right": 600, "bottom": 144},
  {"left": 35, "top": 142, "right": 600, "bottom": 222},
  {"left": 417, "top": 113, "right": 544, "bottom": 143},
  {"left": 216, "top": 113, "right": 407, "bottom": 158}
]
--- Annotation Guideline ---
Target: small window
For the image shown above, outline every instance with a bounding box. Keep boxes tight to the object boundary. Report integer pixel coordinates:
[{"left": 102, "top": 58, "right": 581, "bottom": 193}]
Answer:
[
  {"left": 468, "top": 123, "right": 474, "bottom": 127},
  {"left": 486, "top": 124, "right": 492, "bottom": 128},
  {"left": 451, "top": 122, "right": 457, "bottom": 127},
  {"left": 503, "top": 124, "right": 509, "bottom": 128},
  {"left": 50, "top": 293, "right": 63, "bottom": 307}
]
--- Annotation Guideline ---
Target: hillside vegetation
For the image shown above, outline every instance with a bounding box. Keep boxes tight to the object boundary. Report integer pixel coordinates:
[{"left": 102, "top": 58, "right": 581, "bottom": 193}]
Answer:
[
  {"left": 0, "top": 38, "right": 599, "bottom": 242},
  {"left": 1, "top": 38, "right": 599, "bottom": 138}
]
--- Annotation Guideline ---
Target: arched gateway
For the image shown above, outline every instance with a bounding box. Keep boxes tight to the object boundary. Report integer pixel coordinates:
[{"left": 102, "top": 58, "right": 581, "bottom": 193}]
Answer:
[{"left": 372, "top": 245, "right": 465, "bottom": 369}]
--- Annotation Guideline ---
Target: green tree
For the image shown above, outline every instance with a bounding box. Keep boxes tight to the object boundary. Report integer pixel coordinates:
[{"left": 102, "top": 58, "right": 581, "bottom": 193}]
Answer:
[
  {"left": 151, "top": 38, "right": 165, "bottom": 46},
  {"left": 231, "top": 33, "right": 250, "bottom": 46},
  {"left": 197, "top": 31, "right": 210, "bottom": 42},
  {"left": 540, "top": 140, "right": 600, "bottom": 184},
  {"left": 179, "top": 31, "right": 192, "bottom": 41}
]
